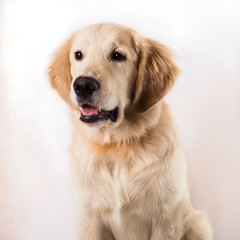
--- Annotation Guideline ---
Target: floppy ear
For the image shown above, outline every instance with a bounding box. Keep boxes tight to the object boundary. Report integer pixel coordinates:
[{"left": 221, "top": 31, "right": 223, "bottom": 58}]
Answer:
[
  {"left": 132, "top": 38, "right": 179, "bottom": 112},
  {"left": 48, "top": 33, "right": 76, "bottom": 108}
]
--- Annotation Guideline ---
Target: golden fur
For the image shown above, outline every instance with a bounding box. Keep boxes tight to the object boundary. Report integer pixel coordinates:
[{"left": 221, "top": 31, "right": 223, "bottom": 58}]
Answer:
[{"left": 48, "top": 23, "right": 212, "bottom": 240}]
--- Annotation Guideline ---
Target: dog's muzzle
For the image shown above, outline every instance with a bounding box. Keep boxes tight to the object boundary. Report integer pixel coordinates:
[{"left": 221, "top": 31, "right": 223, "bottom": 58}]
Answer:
[{"left": 73, "top": 76, "right": 119, "bottom": 123}]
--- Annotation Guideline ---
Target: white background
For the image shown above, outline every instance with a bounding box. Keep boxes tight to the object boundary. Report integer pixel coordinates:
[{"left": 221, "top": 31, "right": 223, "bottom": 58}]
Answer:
[{"left": 0, "top": 0, "right": 240, "bottom": 239}]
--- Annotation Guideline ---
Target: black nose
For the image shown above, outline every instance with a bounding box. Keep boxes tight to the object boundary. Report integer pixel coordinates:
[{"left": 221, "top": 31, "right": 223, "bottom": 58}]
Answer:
[{"left": 73, "top": 76, "right": 100, "bottom": 100}]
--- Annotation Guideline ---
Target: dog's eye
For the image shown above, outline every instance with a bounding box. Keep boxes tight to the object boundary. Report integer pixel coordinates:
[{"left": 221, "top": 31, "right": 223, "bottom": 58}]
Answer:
[
  {"left": 111, "top": 51, "right": 126, "bottom": 61},
  {"left": 75, "top": 51, "right": 83, "bottom": 60}
]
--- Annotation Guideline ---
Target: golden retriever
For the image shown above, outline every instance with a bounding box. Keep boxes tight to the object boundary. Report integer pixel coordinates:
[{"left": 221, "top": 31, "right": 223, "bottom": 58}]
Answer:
[{"left": 48, "top": 23, "right": 212, "bottom": 240}]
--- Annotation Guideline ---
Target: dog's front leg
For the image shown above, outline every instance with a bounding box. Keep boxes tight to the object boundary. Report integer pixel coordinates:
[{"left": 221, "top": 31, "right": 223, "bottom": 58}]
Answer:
[
  {"left": 149, "top": 218, "right": 177, "bottom": 240},
  {"left": 78, "top": 208, "right": 103, "bottom": 240}
]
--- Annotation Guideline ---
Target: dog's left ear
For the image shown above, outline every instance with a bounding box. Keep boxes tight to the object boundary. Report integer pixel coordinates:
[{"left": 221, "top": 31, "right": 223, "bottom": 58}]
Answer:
[
  {"left": 48, "top": 33, "right": 76, "bottom": 108},
  {"left": 132, "top": 38, "right": 179, "bottom": 112}
]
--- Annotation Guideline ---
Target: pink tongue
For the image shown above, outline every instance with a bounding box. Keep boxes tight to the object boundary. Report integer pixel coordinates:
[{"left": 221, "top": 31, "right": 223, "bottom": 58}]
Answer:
[{"left": 81, "top": 105, "right": 99, "bottom": 116}]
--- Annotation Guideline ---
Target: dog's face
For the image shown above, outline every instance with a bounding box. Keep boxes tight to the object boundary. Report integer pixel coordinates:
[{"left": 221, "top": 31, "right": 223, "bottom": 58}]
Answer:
[
  {"left": 49, "top": 23, "right": 178, "bottom": 129},
  {"left": 69, "top": 24, "right": 139, "bottom": 126}
]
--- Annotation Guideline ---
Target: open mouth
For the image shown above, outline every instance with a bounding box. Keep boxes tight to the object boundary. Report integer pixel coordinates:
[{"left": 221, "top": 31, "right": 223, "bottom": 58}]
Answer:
[{"left": 79, "top": 104, "right": 119, "bottom": 123}]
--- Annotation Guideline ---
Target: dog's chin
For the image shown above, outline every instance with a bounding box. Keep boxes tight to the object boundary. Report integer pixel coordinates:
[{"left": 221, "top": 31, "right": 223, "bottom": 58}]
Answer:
[{"left": 79, "top": 104, "right": 119, "bottom": 125}]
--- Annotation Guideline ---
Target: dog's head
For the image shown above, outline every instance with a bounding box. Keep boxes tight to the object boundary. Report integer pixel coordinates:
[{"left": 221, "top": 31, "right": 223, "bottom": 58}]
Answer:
[{"left": 49, "top": 23, "right": 178, "bottom": 131}]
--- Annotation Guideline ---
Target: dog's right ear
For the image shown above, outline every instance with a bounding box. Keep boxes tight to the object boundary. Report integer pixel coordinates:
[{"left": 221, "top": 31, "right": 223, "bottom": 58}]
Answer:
[
  {"left": 132, "top": 37, "right": 179, "bottom": 113},
  {"left": 48, "top": 33, "right": 76, "bottom": 108}
]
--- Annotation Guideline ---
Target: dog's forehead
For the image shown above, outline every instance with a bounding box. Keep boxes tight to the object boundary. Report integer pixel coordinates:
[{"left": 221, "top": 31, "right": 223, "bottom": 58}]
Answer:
[{"left": 72, "top": 23, "right": 137, "bottom": 51}]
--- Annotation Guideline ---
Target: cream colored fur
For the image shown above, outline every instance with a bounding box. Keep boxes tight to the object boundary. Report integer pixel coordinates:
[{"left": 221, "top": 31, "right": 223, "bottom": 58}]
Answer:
[{"left": 48, "top": 23, "right": 212, "bottom": 240}]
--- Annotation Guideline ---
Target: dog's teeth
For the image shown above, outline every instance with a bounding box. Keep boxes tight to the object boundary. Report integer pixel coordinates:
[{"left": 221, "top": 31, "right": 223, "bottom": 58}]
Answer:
[{"left": 93, "top": 109, "right": 101, "bottom": 116}]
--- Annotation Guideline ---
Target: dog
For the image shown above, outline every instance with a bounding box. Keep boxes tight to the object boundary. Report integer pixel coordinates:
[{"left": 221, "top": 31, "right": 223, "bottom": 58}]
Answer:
[{"left": 48, "top": 23, "right": 212, "bottom": 240}]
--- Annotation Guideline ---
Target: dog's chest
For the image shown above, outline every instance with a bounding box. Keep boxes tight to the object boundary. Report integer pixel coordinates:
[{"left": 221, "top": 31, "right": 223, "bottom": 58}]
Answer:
[
  {"left": 94, "top": 165, "right": 153, "bottom": 239},
  {"left": 72, "top": 136, "right": 182, "bottom": 239},
  {"left": 94, "top": 161, "right": 130, "bottom": 212},
  {"left": 73, "top": 136, "right": 179, "bottom": 214},
  {"left": 80, "top": 150, "right": 161, "bottom": 214}
]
